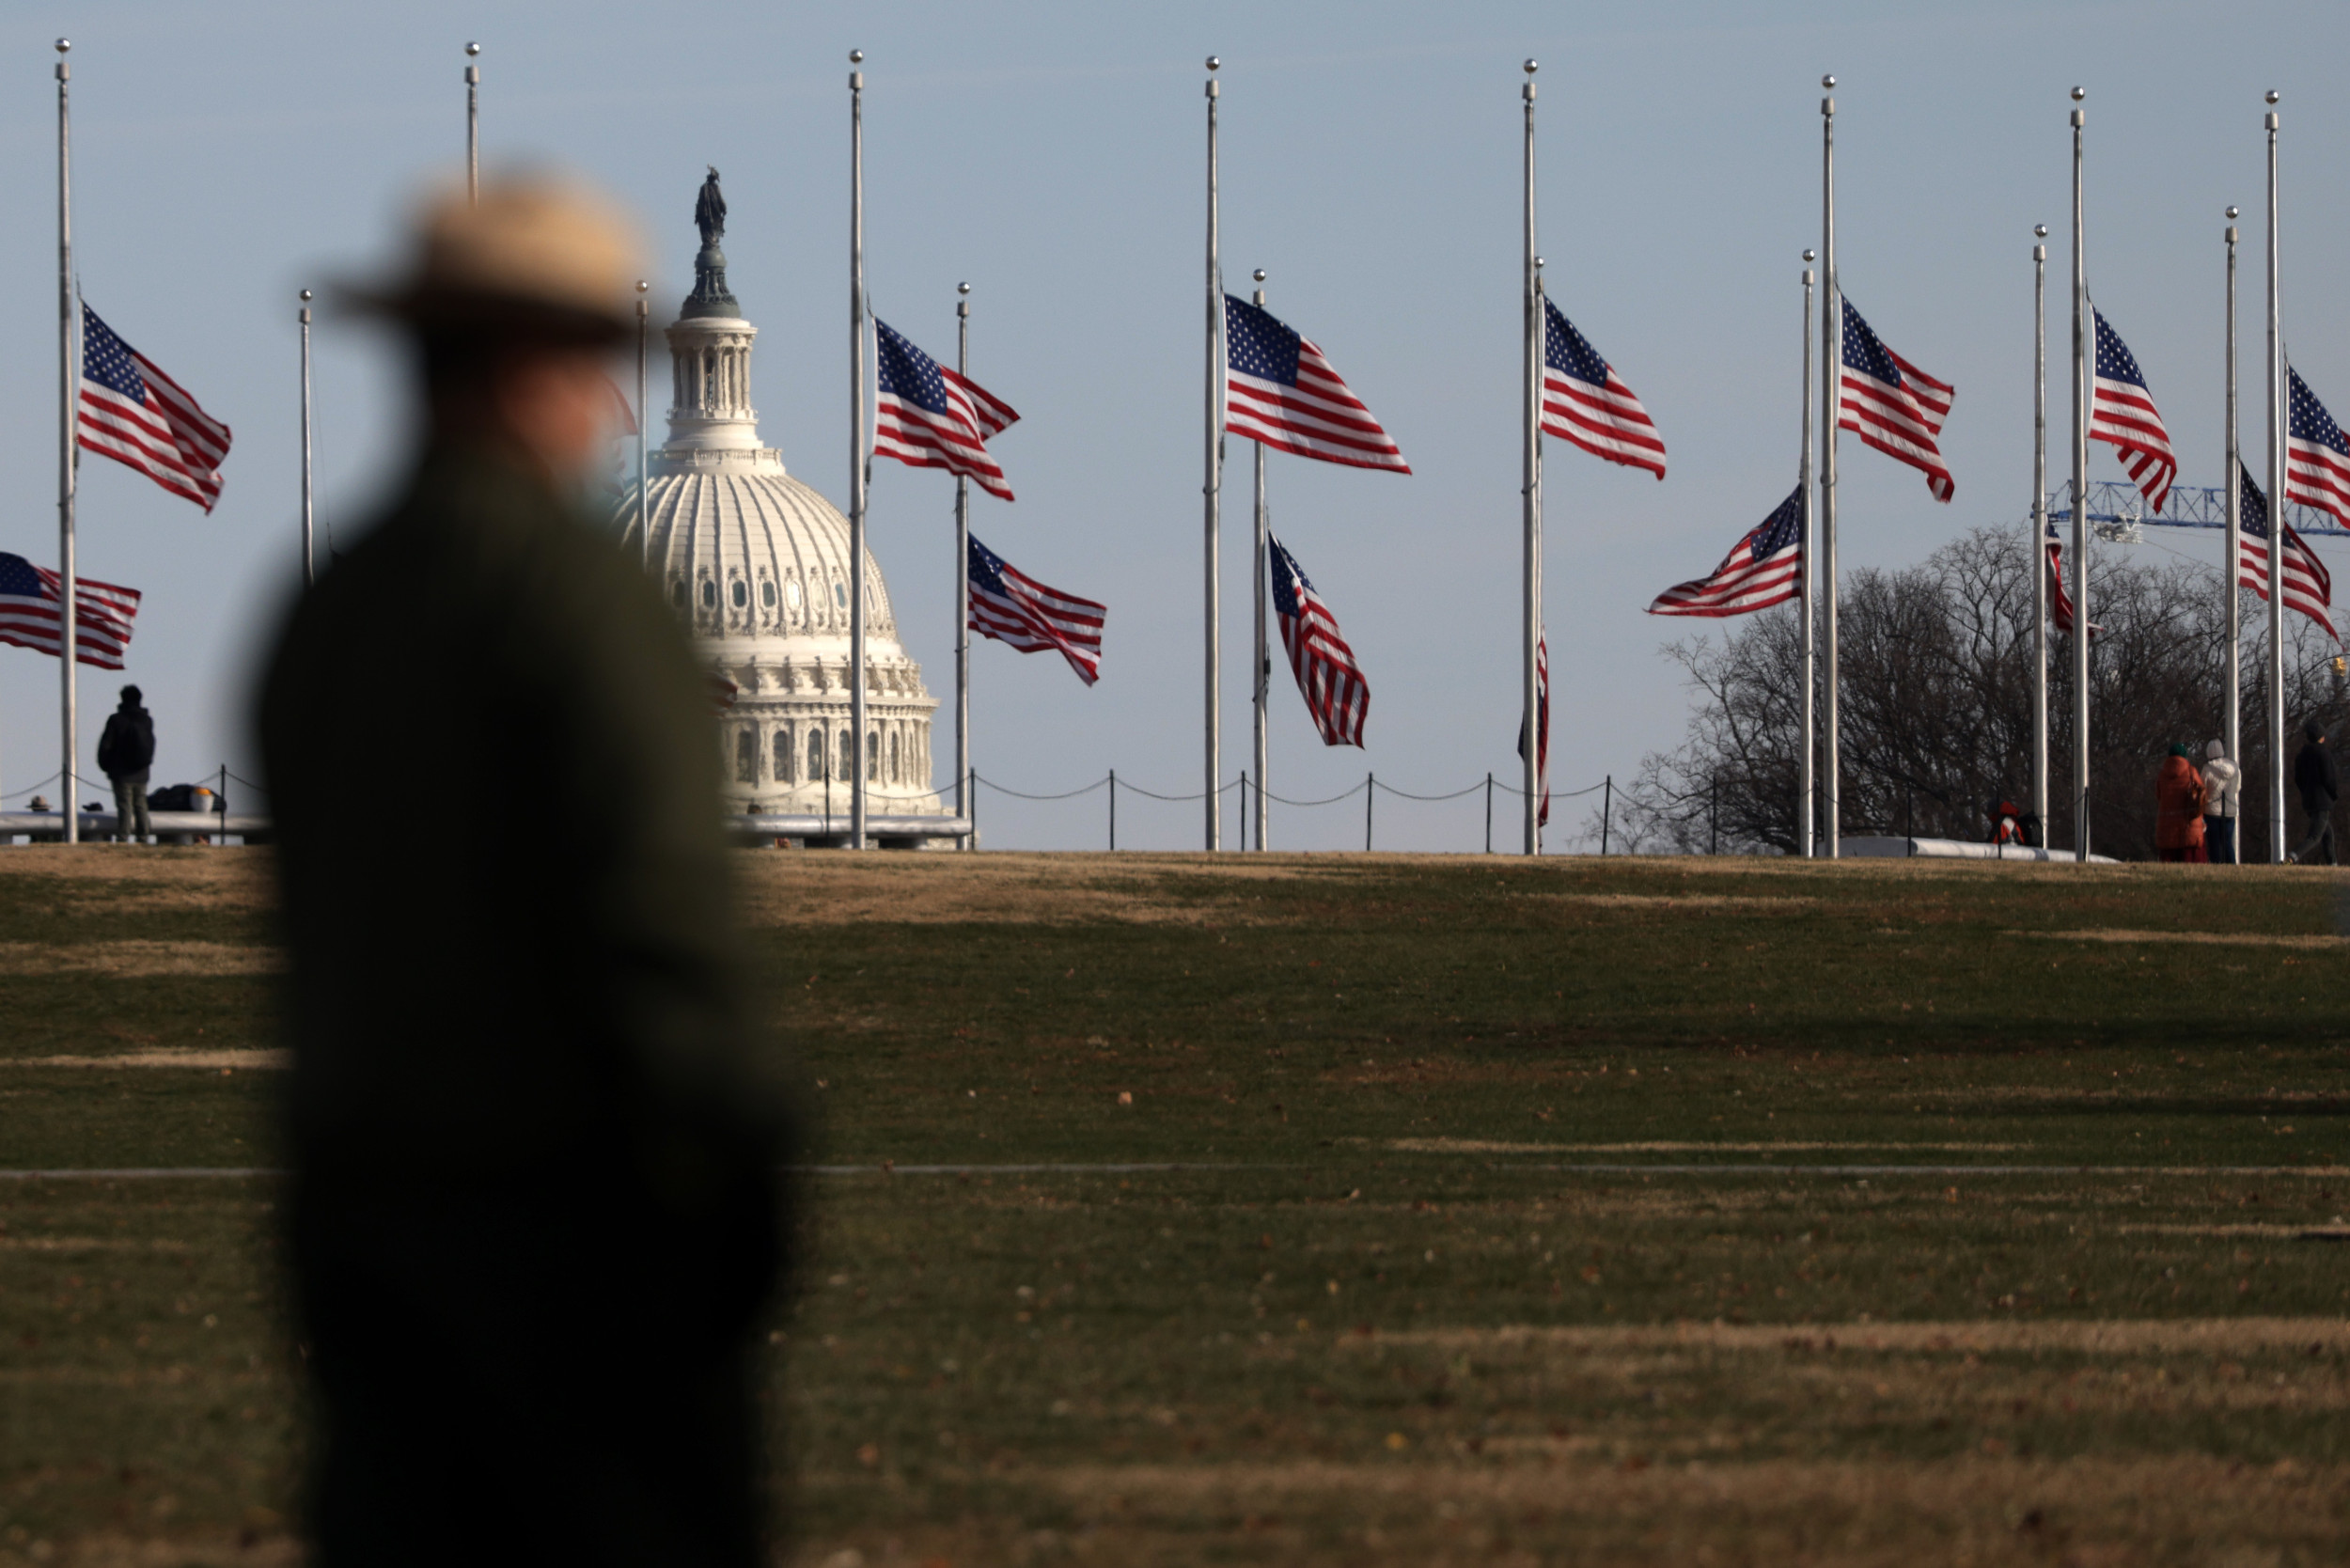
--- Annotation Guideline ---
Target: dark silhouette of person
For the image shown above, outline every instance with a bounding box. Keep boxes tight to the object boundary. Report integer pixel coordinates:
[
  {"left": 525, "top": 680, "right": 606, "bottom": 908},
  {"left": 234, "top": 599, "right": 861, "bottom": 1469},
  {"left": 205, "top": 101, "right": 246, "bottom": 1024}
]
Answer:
[
  {"left": 257, "top": 177, "right": 793, "bottom": 1568},
  {"left": 97, "top": 684, "right": 155, "bottom": 842},
  {"left": 2293, "top": 719, "right": 2339, "bottom": 865}
]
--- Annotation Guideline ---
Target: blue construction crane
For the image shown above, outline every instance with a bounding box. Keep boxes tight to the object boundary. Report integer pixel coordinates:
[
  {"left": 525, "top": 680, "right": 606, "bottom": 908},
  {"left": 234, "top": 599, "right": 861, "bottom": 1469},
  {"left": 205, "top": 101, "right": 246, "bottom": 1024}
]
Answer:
[{"left": 2043, "top": 479, "right": 2342, "bottom": 539}]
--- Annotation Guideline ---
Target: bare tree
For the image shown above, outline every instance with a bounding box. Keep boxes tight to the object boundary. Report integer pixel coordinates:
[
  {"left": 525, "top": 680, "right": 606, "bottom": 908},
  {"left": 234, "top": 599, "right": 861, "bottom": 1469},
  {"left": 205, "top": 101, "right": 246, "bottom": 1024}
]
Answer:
[{"left": 1610, "top": 526, "right": 2348, "bottom": 860}]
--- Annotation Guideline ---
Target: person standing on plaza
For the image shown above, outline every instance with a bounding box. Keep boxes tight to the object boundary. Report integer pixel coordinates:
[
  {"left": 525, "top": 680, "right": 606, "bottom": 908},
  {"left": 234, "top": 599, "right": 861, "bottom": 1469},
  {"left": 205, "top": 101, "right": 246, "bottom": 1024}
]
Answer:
[
  {"left": 2201, "top": 739, "right": 2241, "bottom": 865},
  {"left": 2292, "top": 720, "right": 2339, "bottom": 865},
  {"left": 257, "top": 176, "right": 795, "bottom": 1567},
  {"left": 97, "top": 684, "right": 154, "bottom": 844},
  {"left": 2154, "top": 744, "right": 2207, "bottom": 864}
]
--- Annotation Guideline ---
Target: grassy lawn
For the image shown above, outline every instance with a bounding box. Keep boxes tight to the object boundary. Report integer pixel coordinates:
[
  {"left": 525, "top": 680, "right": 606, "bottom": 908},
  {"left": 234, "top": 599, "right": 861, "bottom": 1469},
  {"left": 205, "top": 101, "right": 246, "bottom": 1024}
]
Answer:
[{"left": 1, "top": 849, "right": 2345, "bottom": 1564}]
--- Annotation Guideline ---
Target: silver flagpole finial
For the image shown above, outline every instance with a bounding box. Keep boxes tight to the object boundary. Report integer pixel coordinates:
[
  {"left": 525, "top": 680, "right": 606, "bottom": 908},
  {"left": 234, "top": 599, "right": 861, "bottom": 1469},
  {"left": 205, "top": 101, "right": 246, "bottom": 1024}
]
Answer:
[
  {"left": 958, "top": 280, "right": 971, "bottom": 295},
  {"left": 2070, "top": 85, "right": 2084, "bottom": 101},
  {"left": 465, "top": 40, "right": 479, "bottom": 56},
  {"left": 1534, "top": 256, "right": 1544, "bottom": 270},
  {"left": 1802, "top": 248, "right": 1815, "bottom": 261},
  {"left": 2227, "top": 206, "right": 2240, "bottom": 219},
  {"left": 1206, "top": 55, "right": 1220, "bottom": 71},
  {"left": 2265, "top": 89, "right": 2280, "bottom": 104},
  {"left": 1524, "top": 59, "right": 1538, "bottom": 74},
  {"left": 1251, "top": 268, "right": 1265, "bottom": 283},
  {"left": 300, "top": 288, "right": 313, "bottom": 301},
  {"left": 55, "top": 38, "right": 69, "bottom": 53},
  {"left": 2034, "top": 224, "right": 2047, "bottom": 238},
  {"left": 850, "top": 48, "right": 864, "bottom": 63}
]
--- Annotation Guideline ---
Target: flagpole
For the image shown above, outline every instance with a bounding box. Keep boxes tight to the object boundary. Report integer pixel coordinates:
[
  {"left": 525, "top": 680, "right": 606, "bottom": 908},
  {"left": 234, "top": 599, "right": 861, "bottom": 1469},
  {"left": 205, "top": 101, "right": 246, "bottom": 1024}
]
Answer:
[
  {"left": 635, "top": 279, "right": 650, "bottom": 569},
  {"left": 1251, "top": 269, "right": 1270, "bottom": 854},
  {"left": 2031, "top": 226, "right": 2048, "bottom": 846},
  {"left": 2224, "top": 207, "right": 2242, "bottom": 858},
  {"left": 955, "top": 280, "right": 972, "bottom": 851},
  {"left": 56, "top": 38, "right": 78, "bottom": 846},
  {"left": 1798, "top": 251, "right": 1816, "bottom": 859},
  {"left": 849, "top": 51, "right": 869, "bottom": 851},
  {"left": 1522, "top": 59, "right": 1541, "bottom": 856},
  {"left": 1204, "top": 55, "right": 1223, "bottom": 853},
  {"left": 2070, "top": 86, "right": 2091, "bottom": 863},
  {"left": 2264, "top": 93, "right": 2284, "bottom": 864},
  {"left": 464, "top": 42, "right": 480, "bottom": 204},
  {"left": 300, "top": 290, "right": 315, "bottom": 588},
  {"left": 1818, "top": 76, "right": 1838, "bottom": 860}
]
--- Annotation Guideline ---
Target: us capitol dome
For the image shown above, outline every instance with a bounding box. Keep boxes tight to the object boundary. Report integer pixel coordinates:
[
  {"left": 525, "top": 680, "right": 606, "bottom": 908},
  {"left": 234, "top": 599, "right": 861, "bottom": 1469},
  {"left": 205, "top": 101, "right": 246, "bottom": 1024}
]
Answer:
[{"left": 620, "top": 171, "right": 940, "bottom": 828}]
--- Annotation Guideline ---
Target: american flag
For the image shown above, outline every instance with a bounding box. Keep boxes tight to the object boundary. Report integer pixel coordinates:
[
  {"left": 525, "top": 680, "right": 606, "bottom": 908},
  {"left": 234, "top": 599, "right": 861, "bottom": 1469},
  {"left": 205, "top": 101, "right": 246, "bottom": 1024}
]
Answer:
[
  {"left": 78, "top": 305, "right": 231, "bottom": 512},
  {"left": 1836, "top": 296, "right": 1954, "bottom": 502},
  {"left": 2238, "top": 461, "right": 2334, "bottom": 641},
  {"left": 2284, "top": 364, "right": 2350, "bottom": 532},
  {"left": 1515, "top": 635, "right": 1550, "bottom": 828},
  {"left": 1267, "top": 533, "right": 1368, "bottom": 746},
  {"left": 967, "top": 534, "right": 1104, "bottom": 684},
  {"left": 1541, "top": 298, "right": 1664, "bottom": 478},
  {"left": 0, "top": 552, "right": 142, "bottom": 669},
  {"left": 2047, "top": 541, "right": 2093, "bottom": 636},
  {"left": 2089, "top": 307, "right": 2176, "bottom": 512},
  {"left": 874, "top": 318, "right": 1020, "bottom": 502},
  {"left": 1648, "top": 484, "right": 1804, "bottom": 618},
  {"left": 1224, "top": 296, "right": 1409, "bottom": 474}
]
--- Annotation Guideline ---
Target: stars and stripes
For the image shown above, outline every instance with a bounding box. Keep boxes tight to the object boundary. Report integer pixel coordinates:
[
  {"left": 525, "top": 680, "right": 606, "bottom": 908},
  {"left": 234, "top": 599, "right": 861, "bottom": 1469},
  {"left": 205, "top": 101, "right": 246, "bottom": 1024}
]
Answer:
[
  {"left": 1648, "top": 484, "right": 1804, "bottom": 618},
  {"left": 1836, "top": 296, "right": 1954, "bottom": 502},
  {"left": 874, "top": 318, "right": 1021, "bottom": 502},
  {"left": 1515, "top": 636, "right": 1550, "bottom": 828},
  {"left": 1267, "top": 533, "right": 1369, "bottom": 746},
  {"left": 967, "top": 534, "right": 1104, "bottom": 684},
  {"left": 1223, "top": 296, "right": 1409, "bottom": 474},
  {"left": 2047, "top": 541, "right": 2092, "bottom": 636},
  {"left": 77, "top": 304, "right": 231, "bottom": 512},
  {"left": 2238, "top": 462, "right": 2335, "bottom": 641},
  {"left": 2284, "top": 364, "right": 2350, "bottom": 532},
  {"left": 0, "top": 552, "right": 142, "bottom": 669},
  {"left": 1541, "top": 299, "right": 1665, "bottom": 478},
  {"left": 2089, "top": 307, "right": 2176, "bottom": 512}
]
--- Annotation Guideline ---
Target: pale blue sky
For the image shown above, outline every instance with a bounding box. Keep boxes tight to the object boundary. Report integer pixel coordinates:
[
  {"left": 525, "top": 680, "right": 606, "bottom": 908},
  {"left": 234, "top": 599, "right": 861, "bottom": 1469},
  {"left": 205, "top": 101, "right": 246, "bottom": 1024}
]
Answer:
[{"left": 0, "top": 1, "right": 2341, "bottom": 848}]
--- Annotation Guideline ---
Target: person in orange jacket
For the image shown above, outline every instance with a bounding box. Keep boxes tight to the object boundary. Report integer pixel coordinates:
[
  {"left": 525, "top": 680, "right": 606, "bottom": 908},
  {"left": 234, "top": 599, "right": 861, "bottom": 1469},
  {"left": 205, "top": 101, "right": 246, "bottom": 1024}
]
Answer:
[{"left": 2154, "top": 744, "right": 2208, "bottom": 863}]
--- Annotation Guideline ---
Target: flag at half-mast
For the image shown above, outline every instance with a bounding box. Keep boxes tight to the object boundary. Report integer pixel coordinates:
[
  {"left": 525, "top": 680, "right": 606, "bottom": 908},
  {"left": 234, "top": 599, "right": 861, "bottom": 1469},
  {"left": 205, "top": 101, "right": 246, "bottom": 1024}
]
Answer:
[
  {"left": 1223, "top": 296, "right": 1409, "bottom": 473},
  {"left": 77, "top": 305, "right": 231, "bottom": 512},
  {"left": 1541, "top": 299, "right": 1664, "bottom": 478},
  {"left": 2284, "top": 364, "right": 2350, "bottom": 532},
  {"left": 874, "top": 319, "right": 1021, "bottom": 501},
  {"left": 1649, "top": 484, "right": 1803, "bottom": 618},
  {"left": 967, "top": 535, "right": 1105, "bottom": 685},
  {"left": 2238, "top": 462, "right": 2335, "bottom": 641},
  {"left": 0, "top": 552, "right": 141, "bottom": 669},
  {"left": 1268, "top": 533, "right": 1369, "bottom": 746},
  {"left": 1836, "top": 296, "right": 1954, "bottom": 502},
  {"left": 2089, "top": 306, "right": 2176, "bottom": 512}
]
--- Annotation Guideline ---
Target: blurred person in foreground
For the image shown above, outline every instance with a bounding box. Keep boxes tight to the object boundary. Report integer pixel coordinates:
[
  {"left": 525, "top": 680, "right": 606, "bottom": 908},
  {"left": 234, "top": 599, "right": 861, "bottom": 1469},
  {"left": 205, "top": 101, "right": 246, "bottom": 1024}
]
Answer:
[
  {"left": 2201, "top": 740, "right": 2241, "bottom": 866},
  {"left": 256, "top": 177, "right": 793, "bottom": 1567},
  {"left": 2153, "top": 745, "right": 2207, "bottom": 864}
]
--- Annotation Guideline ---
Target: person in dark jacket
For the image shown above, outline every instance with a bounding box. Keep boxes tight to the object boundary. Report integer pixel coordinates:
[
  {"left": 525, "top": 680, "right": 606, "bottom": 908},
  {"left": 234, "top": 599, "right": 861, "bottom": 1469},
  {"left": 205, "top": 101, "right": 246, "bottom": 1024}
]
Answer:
[
  {"left": 2291, "top": 718, "right": 2339, "bottom": 864},
  {"left": 96, "top": 685, "right": 155, "bottom": 843},
  {"left": 256, "top": 177, "right": 793, "bottom": 1568}
]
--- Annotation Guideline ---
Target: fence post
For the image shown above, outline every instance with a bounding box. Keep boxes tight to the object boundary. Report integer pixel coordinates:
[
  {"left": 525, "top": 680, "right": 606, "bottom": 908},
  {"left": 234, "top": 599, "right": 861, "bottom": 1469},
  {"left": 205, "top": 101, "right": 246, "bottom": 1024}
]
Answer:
[
  {"left": 1485, "top": 772, "right": 1494, "bottom": 854},
  {"left": 1601, "top": 775, "right": 1612, "bottom": 856},
  {"left": 1365, "top": 773, "right": 1374, "bottom": 853},
  {"left": 1108, "top": 769, "right": 1116, "bottom": 853},
  {"left": 1710, "top": 776, "right": 1718, "bottom": 855},
  {"left": 217, "top": 764, "right": 227, "bottom": 847}
]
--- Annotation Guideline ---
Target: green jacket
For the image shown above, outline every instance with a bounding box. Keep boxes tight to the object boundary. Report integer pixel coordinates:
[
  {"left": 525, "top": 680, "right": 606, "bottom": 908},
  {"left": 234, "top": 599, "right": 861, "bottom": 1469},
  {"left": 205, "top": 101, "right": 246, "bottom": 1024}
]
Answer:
[{"left": 258, "top": 445, "right": 790, "bottom": 1205}]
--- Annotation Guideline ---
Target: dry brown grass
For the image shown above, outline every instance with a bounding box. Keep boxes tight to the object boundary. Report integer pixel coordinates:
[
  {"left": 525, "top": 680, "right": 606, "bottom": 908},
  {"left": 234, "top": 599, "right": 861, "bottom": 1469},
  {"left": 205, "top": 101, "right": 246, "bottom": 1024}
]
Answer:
[
  {"left": 9, "top": 1049, "right": 287, "bottom": 1071},
  {"left": 0, "top": 942, "right": 282, "bottom": 977}
]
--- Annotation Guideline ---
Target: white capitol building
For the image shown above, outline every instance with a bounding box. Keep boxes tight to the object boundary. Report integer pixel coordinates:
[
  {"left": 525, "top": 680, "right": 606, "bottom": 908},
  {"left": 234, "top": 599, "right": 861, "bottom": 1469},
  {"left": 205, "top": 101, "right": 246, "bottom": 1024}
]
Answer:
[{"left": 619, "top": 173, "right": 942, "bottom": 829}]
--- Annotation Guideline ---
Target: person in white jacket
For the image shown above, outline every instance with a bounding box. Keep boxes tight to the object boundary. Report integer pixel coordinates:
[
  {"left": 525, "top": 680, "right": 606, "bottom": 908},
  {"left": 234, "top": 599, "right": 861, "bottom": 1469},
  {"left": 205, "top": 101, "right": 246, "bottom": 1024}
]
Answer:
[{"left": 2203, "top": 739, "right": 2242, "bottom": 865}]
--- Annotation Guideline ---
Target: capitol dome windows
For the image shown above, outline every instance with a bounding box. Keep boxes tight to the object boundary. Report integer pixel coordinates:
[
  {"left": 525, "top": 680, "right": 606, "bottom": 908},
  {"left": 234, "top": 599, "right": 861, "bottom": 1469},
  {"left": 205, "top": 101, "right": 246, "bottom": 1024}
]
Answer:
[
  {"left": 808, "top": 729, "right": 826, "bottom": 783},
  {"left": 700, "top": 578, "right": 718, "bottom": 610},
  {"left": 733, "top": 729, "right": 757, "bottom": 784},
  {"left": 833, "top": 581, "right": 848, "bottom": 608},
  {"left": 886, "top": 730, "right": 901, "bottom": 785},
  {"left": 837, "top": 729, "right": 853, "bottom": 782},
  {"left": 760, "top": 578, "right": 776, "bottom": 610},
  {"left": 730, "top": 578, "right": 748, "bottom": 610},
  {"left": 773, "top": 728, "right": 794, "bottom": 784},
  {"left": 786, "top": 577, "right": 804, "bottom": 618},
  {"left": 671, "top": 579, "right": 687, "bottom": 608}
]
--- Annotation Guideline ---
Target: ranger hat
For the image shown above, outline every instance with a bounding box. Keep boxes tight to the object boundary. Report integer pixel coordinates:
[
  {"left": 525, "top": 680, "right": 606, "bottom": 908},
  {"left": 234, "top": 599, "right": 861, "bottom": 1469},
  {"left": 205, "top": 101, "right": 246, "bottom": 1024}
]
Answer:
[{"left": 341, "top": 175, "right": 644, "bottom": 343}]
